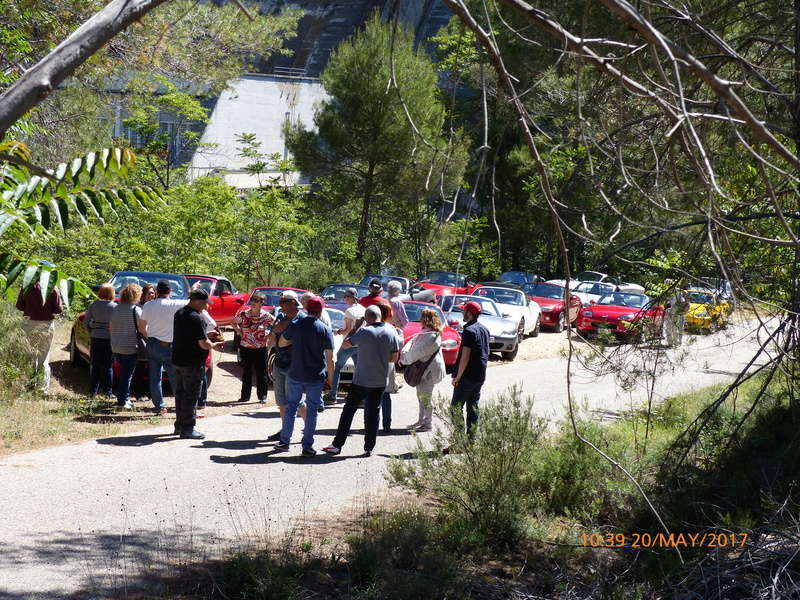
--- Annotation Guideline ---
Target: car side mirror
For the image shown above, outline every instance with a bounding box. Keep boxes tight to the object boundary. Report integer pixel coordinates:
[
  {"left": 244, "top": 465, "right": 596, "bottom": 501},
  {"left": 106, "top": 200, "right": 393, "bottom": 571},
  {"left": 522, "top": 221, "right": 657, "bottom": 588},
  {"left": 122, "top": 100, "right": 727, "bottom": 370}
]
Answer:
[
  {"left": 448, "top": 319, "right": 459, "bottom": 327},
  {"left": 502, "top": 312, "right": 511, "bottom": 318},
  {"left": 221, "top": 290, "right": 232, "bottom": 297},
  {"left": 589, "top": 300, "right": 597, "bottom": 305}
]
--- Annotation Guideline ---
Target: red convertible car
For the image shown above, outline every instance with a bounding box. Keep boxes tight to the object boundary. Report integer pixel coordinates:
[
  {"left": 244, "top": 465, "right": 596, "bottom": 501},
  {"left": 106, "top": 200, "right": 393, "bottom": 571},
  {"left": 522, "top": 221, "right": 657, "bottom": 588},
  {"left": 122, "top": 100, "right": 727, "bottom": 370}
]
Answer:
[
  {"left": 401, "top": 300, "right": 461, "bottom": 369},
  {"left": 522, "top": 282, "right": 582, "bottom": 332},
  {"left": 410, "top": 271, "right": 476, "bottom": 300},
  {"left": 575, "top": 292, "right": 664, "bottom": 342},
  {"left": 184, "top": 274, "right": 249, "bottom": 326}
]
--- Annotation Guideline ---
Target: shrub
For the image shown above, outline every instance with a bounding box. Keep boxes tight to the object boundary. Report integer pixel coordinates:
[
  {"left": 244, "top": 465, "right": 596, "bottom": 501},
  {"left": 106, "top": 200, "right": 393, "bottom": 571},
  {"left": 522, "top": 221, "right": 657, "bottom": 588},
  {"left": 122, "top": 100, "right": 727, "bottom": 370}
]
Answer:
[
  {"left": 347, "top": 509, "right": 465, "bottom": 600},
  {"left": 389, "top": 388, "right": 546, "bottom": 548}
]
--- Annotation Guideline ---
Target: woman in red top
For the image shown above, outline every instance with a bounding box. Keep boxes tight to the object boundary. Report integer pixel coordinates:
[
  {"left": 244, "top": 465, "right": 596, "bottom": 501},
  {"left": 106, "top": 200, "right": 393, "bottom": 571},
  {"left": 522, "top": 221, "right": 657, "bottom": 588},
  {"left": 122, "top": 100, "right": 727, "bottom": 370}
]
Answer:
[{"left": 232, "top": 293, "right": 274, "bottom": 403}]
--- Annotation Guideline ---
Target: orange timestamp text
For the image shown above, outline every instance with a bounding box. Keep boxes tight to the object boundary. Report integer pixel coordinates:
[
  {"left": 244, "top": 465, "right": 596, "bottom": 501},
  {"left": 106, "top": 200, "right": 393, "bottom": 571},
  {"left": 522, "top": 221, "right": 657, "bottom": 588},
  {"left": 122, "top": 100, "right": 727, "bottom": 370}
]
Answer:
[{"left": 581, "top": 532, "right": 749, "bottom": 549}]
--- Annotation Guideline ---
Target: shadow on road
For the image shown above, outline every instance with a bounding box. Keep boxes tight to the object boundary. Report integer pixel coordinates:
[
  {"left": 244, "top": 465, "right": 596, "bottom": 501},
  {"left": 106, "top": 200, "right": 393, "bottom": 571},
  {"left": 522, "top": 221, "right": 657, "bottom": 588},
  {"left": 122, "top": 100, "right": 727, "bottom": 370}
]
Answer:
[
  {"left": 209, "top": 451, "right": 351, "bottom": 464},
  {"left": 96, "top": 433, "right": 175, "bottom": 446}
]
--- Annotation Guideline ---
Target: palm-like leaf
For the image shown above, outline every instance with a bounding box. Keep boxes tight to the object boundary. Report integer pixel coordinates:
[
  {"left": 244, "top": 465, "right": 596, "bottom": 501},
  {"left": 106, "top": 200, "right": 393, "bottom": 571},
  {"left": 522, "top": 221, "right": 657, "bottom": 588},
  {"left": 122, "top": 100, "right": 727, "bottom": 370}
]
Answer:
[{"left": 0, "top": 141, "right": 161, "bottom": 306}]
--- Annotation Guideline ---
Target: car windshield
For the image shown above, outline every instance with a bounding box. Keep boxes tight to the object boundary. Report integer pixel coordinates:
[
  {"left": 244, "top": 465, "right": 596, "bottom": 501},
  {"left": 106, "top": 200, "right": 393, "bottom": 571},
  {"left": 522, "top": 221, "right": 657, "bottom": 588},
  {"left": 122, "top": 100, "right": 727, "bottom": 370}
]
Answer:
[
  {"left": 598, "top": 293, "right": 648, "bottom": 308},
  {"left": 358, "top": 275, "right": 407, "bottom": 293},
  {"left": 441, "top": 295, "right": 500, "bottom": 316},
  {"left": 523, "top": 283, "right": 563, "bottom": 299},
  {"left": 322, "top": 284, "right": 369, "bottom": 301},
  {"left": 472, "top": 287, "right": 524, "bottom": 306},
  {"left": 424, "top": 271, "right": 466, "bottom": 286},
  {"left": 499, "top": 271, "right": 535, "bottom": 285},
  {"left": 111, "top": 273, "right": 188, "bottom": 299},
  {"left": 403, "top": 302, "right": 447, "bottom": 323},
  {"left": 575, "top": 271, "right": 603, "bottom": 282},
  {"left": 575, "top": 282, "right": 614, "bottom": 295},
  {"left": 251, "top": 287, "right": 299, "bottom": 307},
  {"left": 326, "top": 308, "right": 345, "bottom": 330},
  {"left": 687, "top": 291, "right": 714, "bottom": 304}
]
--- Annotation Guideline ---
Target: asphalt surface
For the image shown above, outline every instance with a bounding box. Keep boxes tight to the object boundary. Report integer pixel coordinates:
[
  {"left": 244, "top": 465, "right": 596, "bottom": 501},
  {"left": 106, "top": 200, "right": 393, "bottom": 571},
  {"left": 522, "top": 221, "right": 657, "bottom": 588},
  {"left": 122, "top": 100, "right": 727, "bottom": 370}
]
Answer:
[{"left": 0, "top": 319, "right": 771, "bottom": 599}]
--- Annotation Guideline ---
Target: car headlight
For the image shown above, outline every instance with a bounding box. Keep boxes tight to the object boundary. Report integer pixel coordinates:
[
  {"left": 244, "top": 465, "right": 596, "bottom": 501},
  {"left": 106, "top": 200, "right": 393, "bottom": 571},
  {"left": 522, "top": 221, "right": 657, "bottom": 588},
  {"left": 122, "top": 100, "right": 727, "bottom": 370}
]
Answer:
[
  {"left": 619, "top": 313, "right": 635, "bottom": 320},
  {"left": 501, "top": 328, "right": 518, "bottom": 336},
  {"left": 583, "top": 311, "right": 593, "bottom": 317},
  {"left": 441, "top": 339, "right": 458, "bottom": 348}
]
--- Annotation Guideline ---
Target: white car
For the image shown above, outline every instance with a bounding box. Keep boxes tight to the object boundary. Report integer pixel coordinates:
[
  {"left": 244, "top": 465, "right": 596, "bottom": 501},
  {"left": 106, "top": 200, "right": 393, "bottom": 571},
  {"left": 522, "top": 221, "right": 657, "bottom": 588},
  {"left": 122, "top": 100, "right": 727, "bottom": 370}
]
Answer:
[
  {"left": 571, "top": 281, "right": 617, "bottom": 306},
  {"left": 326, "top": 308, "right": 355, "bottom": 386},
  {"left": 470, "top": 286, "right": 540, "bottom": 337},
  {"left": 548, "top": 270, "right": 645, "bottom": 293}
]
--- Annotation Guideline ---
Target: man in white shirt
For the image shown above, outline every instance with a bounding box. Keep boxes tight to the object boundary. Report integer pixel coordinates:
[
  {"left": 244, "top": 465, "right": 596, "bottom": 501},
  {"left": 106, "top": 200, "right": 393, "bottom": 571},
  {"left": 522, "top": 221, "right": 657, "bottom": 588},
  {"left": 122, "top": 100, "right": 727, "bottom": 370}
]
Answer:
[
  {"left": 324, "top": 287, "right": 364, "bottom": 405},
  {"left": 137, "top": 280, "right": 187, "bottom": 415}
]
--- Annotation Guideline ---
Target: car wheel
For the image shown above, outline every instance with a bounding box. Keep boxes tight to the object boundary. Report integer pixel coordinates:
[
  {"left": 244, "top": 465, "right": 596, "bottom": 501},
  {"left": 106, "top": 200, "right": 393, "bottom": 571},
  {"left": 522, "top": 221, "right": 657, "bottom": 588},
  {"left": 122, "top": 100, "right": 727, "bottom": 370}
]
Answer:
[
  {"left": 517, "top": 320, "right": 525, "bottom": 343},
  {"left": 553, "top": 312, "right": 565, "bottom": 333},
  {"left": 232, "top": 332, "right": 241, "bottom": 351},
  {"left": 531, "top": 316, "right": 540, "bottom": 338},
  {"left": 70, "top": 332, "right": 84, "bottom": 367},
  {"left": 708, "top": 318, "right": 718, "bottom": 334},
  {"left": 206, "top": 362, "right": 214, "bottom": 387},
  {"left": 501, "top": 342, "right": 519, "bottom": 361},
  {"left": 267, "top": 349, "right": 276, "bottom": 384}
]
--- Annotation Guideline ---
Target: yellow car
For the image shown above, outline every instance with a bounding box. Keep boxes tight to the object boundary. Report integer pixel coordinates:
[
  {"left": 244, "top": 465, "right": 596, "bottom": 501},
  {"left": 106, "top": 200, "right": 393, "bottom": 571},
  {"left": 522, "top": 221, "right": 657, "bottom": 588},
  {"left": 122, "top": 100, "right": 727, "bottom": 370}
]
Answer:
[{"left": 684, "top": 289, "right": 730, "bottom": 332}]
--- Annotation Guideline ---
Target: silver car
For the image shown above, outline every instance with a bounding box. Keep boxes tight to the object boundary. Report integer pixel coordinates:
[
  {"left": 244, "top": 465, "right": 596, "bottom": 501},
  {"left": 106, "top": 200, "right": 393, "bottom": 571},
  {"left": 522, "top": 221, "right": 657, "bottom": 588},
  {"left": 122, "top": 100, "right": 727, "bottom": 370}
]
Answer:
[{"left": 441, "top": 295, "right": 521, "bottom": 360}]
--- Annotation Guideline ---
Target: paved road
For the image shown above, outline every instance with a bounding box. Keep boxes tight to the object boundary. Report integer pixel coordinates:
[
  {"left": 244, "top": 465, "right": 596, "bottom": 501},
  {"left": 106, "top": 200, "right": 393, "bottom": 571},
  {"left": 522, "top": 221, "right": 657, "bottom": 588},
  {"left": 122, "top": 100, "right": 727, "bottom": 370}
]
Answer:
[{"left": 0, "top": 320, "right": 770, "bottom": 599}]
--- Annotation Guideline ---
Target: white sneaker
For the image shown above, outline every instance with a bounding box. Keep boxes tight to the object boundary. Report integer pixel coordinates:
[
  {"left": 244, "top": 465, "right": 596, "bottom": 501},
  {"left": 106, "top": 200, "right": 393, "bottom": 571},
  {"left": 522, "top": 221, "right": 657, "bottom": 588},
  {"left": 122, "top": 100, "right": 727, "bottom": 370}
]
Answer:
[
  {"left": 406, "top": 422, "right": 421, "bottom": 430},
  {"left": 116, "top": 401, "right": 133, "bottom": 410},
  {"left": 415, "top": 424, "right": 432, "bottom": 432},
  {"left": 322, "top": 445, "right": 341, "bottom": 455}
]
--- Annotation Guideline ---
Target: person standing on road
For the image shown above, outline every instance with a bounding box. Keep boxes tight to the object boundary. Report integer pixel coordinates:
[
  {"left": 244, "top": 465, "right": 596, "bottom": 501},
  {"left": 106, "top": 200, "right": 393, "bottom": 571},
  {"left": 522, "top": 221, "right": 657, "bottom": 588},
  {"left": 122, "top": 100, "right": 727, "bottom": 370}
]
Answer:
[
  {"left": 663, "top": 286, "right": 689, "bottom": 348},
  {"left": 109, "top": 283, "right": 143, "bottom": 409},
  {"left": 324, "top": 287, "right": 364, "bottom": 406},
  {"left": 301, "top": 291, "right": 331, "bottom": 327},
  {"left": 359, "top": 279, "right": 385, "bottom": 309},
  {"left": 83, "top": 283, "right": 117, "bottom": 398},
  {"left": 15, "top": 264, "right": 64, "bottom": 394},
  {"left": 266, "top": 290, "right": 306, "bottom": 441},
  {"left": 138, "top": 280, "right": 186, "bottom": 415},
  {"left": 376, "top": 301, "right": 402, "bottom": 433},
  {"left": 171, "top": 288, "right": 224, "bottom": 440},
  {"left": 323, "top": 305, "right": 401, "bottom": 457},
  {"left": 386, "top": 280, "right": 409, "bottom": 329},
  {"left": 401, "top": 308, "right": 445, "bottom": 432},
  {"left": 450, "top": 301, "right": 489, "bottom": 441},
  {"left": 232, "top": 293, "right": 273, "bottom": 404},
  {"left": 275, "top": 296, "right": 334, "bottom": 456}
]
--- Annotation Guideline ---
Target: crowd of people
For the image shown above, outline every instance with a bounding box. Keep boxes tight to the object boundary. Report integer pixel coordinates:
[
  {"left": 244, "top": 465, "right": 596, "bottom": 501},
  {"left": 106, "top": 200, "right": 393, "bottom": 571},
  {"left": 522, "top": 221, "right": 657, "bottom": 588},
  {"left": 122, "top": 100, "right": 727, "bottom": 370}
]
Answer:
[{"left": 16, "top": 276, "right": 491, "bottom": 453}]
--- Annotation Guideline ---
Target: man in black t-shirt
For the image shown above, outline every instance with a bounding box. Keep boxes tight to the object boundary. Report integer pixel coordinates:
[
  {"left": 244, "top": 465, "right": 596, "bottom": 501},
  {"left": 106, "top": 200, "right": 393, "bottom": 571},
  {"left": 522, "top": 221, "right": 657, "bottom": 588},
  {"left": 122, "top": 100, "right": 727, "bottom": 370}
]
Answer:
[
  {"left": 171, "top": 289, "right": 224, "bottom": 439},
  {"left": 451, "top": 301, "right": 490, "bottom": 440}
]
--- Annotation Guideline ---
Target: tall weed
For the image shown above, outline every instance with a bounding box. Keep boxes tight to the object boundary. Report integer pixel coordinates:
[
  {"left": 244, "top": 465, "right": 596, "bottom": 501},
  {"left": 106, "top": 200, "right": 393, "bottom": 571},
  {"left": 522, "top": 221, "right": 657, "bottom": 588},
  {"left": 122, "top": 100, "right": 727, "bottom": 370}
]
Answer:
[{"left": 0, "top": 301, "right": 36, "bottom": 400}]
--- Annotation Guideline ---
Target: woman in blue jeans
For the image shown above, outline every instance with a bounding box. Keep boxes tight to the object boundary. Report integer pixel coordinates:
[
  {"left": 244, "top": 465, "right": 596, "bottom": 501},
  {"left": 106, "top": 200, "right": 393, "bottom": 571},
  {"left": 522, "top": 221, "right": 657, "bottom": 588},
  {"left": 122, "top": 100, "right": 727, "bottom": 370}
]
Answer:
[
  {"left": 84, "top": 283, "right": 117, "bottom": 397},
  {"left": 108, "top": 283, "right": 143, "bottom": 409}
]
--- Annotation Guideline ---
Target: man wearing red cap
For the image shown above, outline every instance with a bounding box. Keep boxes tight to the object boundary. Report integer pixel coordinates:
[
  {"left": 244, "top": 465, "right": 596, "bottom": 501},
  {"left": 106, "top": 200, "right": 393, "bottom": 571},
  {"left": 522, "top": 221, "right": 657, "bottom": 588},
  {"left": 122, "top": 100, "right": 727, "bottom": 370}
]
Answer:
[
  {"left": 275, "top": 295, "right": 334, "bottom": 456},
  {"left": 451, "top": 300, "right": 490, "bottom": 440}
]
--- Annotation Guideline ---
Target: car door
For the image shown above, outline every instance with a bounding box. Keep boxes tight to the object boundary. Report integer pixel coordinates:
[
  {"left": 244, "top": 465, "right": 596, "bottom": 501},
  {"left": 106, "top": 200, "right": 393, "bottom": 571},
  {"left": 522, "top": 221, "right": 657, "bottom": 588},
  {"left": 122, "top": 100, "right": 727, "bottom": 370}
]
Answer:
[{"left": 214, "top": 279, "right": 243, "bottom": 325}]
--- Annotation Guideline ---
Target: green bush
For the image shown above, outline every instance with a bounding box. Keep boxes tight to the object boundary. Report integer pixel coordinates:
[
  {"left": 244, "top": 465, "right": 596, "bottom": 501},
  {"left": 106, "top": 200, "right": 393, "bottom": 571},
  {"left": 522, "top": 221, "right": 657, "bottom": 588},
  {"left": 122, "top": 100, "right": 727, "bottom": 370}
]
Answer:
[
  {"left": 0, "top": 301, "right": 36, "bottom": 400},
  {"left": 347, "top": 509, "right": 465, "bottom": 600},
  {"left": 389, "top": 388, "right": 546, "bottom": 548}
]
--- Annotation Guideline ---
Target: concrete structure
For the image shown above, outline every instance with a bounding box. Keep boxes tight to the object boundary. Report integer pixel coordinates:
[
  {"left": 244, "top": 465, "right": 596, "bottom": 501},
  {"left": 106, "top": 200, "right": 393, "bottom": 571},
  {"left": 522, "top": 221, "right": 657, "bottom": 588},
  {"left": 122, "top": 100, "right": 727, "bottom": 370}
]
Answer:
[{"left": 187, "top": 74, "right": 326, "bottom": 188}]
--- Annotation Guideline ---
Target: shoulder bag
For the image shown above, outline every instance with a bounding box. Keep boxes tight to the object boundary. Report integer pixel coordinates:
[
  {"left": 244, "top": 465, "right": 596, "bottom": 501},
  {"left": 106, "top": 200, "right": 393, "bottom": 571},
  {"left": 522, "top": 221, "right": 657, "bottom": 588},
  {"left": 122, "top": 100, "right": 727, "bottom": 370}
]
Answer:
[
  {"left": 403, "top": 334, "right": 439, "bottom": 387},
  {"left": 131, "top": 307, "right": 148, "bottom": 360}
]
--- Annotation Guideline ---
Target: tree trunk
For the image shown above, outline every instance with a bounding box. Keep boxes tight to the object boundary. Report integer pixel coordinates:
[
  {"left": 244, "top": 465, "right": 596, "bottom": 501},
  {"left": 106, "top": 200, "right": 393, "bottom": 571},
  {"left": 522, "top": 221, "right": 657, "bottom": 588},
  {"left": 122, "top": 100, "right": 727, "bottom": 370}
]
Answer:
[
  {"left": 0, "top": 0, "right": 171, "bottom": 138},
  {"left": 355, "top": 162, "right": 376, "bottom": 267}
]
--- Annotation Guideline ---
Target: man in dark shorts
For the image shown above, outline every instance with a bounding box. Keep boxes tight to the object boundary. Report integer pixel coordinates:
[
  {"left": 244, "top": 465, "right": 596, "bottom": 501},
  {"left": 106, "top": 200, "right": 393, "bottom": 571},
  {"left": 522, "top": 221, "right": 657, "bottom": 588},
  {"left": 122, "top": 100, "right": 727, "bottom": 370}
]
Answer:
[
  {"left": 450, "top": 300, "right": 490, "bottom": 440},
  {"left": 171, "top": 289, "right": 224, "bottom": 439}
]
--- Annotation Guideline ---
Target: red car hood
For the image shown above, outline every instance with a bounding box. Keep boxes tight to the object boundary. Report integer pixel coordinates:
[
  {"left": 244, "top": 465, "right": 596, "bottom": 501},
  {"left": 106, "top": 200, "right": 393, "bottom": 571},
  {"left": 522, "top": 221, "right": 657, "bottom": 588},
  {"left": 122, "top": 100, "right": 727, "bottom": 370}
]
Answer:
[
  {"left": 403, "top": 322, "right": 460, "bottom": 344},
  {"left": 416, "top": 282, "right": 468, "bottom": 296},
  {"left": 583, "top": 304, "right": 648, "bottom": 319},
  {"left": 530, "top": 296, "right": 564, "bottom": 309}
]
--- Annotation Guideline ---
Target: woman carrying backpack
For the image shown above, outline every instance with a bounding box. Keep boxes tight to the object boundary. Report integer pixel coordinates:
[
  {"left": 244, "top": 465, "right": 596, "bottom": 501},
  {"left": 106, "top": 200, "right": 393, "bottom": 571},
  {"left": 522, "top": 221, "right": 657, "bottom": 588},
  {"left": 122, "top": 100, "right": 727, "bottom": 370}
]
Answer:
[{"left": 401, "top": 308, "right": 445, "bottom": 432}]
